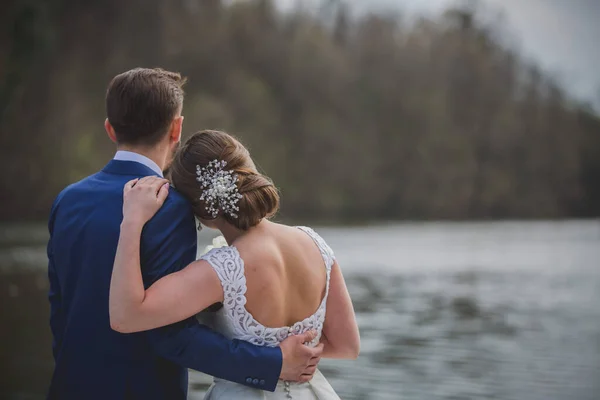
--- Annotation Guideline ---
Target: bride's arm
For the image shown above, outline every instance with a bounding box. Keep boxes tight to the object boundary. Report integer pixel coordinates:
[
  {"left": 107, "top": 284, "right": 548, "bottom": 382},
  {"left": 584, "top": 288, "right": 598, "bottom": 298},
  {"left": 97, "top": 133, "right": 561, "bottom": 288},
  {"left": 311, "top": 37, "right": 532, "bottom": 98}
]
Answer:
[
  {"left": 109, "top": 177, "right": 223, "bottom": 333},
  {"left": 321, "top": 261, "right": 360, "bottom": 359}
]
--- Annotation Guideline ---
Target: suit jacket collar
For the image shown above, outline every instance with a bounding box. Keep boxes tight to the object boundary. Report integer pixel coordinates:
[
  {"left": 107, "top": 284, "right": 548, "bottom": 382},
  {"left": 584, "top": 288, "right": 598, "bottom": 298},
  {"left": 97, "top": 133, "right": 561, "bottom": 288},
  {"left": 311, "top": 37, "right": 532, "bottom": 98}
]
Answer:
[{"left": 102, "top": 159, "right": 161, "bottom": 177}]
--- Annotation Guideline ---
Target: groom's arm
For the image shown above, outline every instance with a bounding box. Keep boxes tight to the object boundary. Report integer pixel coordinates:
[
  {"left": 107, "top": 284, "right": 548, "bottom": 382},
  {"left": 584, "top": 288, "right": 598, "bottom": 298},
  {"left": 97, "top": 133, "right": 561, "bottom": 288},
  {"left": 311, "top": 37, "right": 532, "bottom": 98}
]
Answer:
[
  {"left": 47, "top": 195, "right": 65, "bottom": 360},
  {"left": 139, "top": 192, "right": 282, "bottom": 392}
]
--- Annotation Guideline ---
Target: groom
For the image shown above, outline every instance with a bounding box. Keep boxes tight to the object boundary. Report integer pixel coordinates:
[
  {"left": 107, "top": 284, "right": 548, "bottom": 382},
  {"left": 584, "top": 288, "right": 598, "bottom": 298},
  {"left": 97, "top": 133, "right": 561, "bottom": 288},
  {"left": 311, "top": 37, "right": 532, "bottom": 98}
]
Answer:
[{"left": 46, "top": 68, "right": 322, "bottom": 399}]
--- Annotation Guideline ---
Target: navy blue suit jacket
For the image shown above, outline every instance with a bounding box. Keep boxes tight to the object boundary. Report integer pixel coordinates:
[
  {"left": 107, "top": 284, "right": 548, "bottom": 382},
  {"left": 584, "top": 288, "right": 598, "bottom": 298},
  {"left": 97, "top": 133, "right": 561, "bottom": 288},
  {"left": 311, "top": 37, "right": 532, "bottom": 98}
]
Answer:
[{"left": 46, "top": 159, "right": 282, "bottom": 399}]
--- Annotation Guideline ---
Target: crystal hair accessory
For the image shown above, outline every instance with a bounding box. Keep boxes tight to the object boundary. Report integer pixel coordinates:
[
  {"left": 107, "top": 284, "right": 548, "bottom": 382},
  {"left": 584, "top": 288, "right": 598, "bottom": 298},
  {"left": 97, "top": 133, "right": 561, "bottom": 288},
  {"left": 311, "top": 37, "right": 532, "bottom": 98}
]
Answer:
[{"left": 196, "top": 160, "right": 243, "bottom": 219}]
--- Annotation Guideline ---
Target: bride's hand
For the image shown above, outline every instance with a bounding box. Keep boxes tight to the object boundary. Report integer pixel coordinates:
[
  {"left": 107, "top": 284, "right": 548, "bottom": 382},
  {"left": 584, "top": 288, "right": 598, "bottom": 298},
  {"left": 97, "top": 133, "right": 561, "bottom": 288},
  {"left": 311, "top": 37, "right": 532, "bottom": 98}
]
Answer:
[{"left": 122, "top": 176, "right": 170, "bottom": 225}]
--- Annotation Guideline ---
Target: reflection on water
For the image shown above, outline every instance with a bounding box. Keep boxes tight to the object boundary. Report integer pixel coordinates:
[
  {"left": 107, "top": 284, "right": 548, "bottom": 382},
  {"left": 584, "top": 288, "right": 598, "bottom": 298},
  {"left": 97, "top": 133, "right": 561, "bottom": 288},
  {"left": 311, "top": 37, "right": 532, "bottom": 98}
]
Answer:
[{"left": 1, "top": 221, "right": 600, "bottom": 400}]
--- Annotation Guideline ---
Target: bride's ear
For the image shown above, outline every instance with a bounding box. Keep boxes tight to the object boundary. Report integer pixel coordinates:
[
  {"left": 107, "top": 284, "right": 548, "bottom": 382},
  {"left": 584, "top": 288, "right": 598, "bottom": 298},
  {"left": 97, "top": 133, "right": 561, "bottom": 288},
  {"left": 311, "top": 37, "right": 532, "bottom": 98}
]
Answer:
[
  {"left": 169, "top": 115, "right": 183, "bottom": 144},
  {"left": 105, "top": 119, "right": 118, "bottom": 144}
]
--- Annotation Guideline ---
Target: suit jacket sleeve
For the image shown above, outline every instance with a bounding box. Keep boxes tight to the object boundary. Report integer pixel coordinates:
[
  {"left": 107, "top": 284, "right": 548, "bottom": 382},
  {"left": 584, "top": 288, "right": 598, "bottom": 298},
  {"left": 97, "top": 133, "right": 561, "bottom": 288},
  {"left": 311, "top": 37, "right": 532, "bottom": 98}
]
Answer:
[
  {"left": 47, "top": 195, "right": 65, "bottom": 361},
  {"left": 139, "top": 192, "right": 283, "bottom": 392}
]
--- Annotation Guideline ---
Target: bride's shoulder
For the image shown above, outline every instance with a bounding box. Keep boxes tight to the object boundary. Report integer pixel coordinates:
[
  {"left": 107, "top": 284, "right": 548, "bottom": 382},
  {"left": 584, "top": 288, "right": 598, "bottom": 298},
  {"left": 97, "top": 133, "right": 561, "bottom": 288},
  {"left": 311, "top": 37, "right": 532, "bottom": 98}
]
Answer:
[
  {"left": 295, "top": 226, "right": 335, "bottom": 263},
  {"left": 199, "top": 243, "right": 240, "bottom": 264}
]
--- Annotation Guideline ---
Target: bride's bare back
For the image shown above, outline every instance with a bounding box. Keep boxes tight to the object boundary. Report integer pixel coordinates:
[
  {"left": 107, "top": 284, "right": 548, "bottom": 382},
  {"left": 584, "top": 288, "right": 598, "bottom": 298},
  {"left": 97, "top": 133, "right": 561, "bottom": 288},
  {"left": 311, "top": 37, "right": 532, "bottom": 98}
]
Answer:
[
  {"left": 108, "top": 129, "right": 360, "bottom": 398},
  {"left": 234, "top": 222, "right": 328, "bottom": 328}
]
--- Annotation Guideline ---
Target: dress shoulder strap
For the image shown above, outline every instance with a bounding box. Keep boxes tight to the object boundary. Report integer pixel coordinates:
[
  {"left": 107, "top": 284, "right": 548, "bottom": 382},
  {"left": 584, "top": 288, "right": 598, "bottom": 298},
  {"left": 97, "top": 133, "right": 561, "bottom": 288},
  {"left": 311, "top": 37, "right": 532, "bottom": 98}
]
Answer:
[
  {"left": 200, "top": 246, "right": 247, "bottom": 310},
  {"left": 296, "top": 226, "right": 335, "bottom": 270}
]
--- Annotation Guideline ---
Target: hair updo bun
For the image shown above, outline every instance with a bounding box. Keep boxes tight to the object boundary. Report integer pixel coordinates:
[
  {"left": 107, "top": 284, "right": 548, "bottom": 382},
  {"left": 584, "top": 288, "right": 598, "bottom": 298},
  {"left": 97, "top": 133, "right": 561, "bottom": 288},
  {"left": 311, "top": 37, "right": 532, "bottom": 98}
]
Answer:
[{"left": 170, "top": 130, "right": 280, "bottom": 230}]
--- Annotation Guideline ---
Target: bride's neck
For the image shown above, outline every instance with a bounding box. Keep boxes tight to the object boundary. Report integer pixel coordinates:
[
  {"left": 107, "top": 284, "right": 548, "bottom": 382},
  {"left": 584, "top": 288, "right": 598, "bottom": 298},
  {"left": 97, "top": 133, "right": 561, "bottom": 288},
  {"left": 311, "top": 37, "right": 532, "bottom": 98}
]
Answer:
[{"left": 217, "top": 219, "right": 269, "bottom": 245}]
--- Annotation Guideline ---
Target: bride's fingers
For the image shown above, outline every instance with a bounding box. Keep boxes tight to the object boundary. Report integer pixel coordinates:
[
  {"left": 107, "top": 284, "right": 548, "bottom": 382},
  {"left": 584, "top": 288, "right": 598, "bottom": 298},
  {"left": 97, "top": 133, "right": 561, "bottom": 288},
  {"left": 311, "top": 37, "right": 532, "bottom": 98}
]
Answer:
[
  {"left": 133, "top": 177, "right": 164, "bottom": 191},
  {"left": 147, "top": 178, "right": 169, "bottom": 195},
  {"left": 139, "top": 176, "right": 162, "bottom": 190},
  {"left": 137, "top": 176, "right": 154, "bottom": 185},
  {"left": 124, "top": 178, "right": 139, "bottom": 193},
  {"left": 140, "top": 176, "right": 159, "bottom": 187},
  {"left": 157, "top": 182, "right": 169, "bottom": 204}
]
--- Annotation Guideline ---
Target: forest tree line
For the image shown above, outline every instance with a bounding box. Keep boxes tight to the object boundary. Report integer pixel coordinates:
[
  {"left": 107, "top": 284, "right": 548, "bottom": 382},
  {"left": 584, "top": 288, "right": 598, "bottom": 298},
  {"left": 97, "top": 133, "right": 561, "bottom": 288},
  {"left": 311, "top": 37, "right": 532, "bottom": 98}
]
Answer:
[{"left": 1, "top": 0, "right": 599, "bottom": 222}]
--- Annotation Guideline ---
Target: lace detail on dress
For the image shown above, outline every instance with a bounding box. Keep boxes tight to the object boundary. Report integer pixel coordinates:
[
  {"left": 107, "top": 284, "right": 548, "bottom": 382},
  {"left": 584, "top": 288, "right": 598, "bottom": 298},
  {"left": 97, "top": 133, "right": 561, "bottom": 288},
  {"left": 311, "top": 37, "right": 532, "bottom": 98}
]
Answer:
[
  {"left": 200, "top": 227, "right": 334, "bottom": 348},
  {"left": 295, "top": 226, "right": 335, "bottom": 270}
]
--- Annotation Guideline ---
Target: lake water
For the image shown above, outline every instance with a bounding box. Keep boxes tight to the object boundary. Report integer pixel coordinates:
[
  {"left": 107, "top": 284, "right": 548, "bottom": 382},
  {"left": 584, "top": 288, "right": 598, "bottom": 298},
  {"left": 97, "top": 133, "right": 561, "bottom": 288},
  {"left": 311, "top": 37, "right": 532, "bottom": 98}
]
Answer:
[{"left": 1, "top": 221, "right": 599, "bottom": 399}]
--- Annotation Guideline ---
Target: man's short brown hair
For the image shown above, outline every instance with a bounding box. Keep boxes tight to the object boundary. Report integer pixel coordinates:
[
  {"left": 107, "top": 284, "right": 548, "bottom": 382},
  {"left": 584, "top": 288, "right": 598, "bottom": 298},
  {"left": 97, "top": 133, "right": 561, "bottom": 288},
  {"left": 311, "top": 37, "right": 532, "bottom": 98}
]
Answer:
[{"left": 106, "top": 68, "right": 186, "bottom": 146}]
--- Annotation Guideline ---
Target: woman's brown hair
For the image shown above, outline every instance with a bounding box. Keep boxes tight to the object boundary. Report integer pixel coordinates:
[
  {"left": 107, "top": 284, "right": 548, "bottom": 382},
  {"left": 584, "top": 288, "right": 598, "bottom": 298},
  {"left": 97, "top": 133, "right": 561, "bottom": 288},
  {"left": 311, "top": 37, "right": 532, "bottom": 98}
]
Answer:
[{"left": 170, "top": 130, "right": 280, "bottom": 230}]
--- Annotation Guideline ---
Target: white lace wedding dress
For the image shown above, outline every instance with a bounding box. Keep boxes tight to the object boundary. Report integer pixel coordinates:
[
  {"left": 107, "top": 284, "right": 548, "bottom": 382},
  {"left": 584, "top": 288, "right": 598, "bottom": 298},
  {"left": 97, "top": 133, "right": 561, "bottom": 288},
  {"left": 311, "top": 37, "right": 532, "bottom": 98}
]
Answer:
[{"left": 199, "top": 227, "right": 340, "bottom": 400}]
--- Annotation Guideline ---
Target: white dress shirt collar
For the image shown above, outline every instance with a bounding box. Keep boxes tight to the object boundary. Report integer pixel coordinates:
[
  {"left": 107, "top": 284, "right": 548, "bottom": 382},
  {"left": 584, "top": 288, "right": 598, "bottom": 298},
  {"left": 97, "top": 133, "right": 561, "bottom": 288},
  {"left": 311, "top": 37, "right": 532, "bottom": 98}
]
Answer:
[{"left": 113, "top": 150, "right": 163, "bottom": 177}]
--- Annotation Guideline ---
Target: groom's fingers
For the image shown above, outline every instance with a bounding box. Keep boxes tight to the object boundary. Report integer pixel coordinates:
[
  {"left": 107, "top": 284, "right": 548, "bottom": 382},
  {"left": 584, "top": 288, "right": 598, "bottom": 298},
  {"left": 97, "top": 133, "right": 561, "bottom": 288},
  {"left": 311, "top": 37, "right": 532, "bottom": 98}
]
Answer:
[
  {"left": 298, "top": 367, "right": 317, "bottom": 383},
  {"left": 304, "top": 365, "right": 317, "bottom": 374},
  {"left": 308, "top": 355, "right": 321, "bottom": 366},
  {"left": 299, "top": 343, "right": 323, "bottom": 383},
  {"left": 308, "top": 343, "right": 324, "bottom": 359},
  {"left": 295, "top": 330, "right": 318, "bottom": 344}
]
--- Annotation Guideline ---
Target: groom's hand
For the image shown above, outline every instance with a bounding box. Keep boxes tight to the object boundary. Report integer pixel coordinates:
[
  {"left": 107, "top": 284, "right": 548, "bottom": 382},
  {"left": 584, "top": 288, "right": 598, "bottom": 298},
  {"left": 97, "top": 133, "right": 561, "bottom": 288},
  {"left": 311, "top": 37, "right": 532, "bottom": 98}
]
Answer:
[{"left": 279, "top": 330, "right": 323, "bottom": 383}]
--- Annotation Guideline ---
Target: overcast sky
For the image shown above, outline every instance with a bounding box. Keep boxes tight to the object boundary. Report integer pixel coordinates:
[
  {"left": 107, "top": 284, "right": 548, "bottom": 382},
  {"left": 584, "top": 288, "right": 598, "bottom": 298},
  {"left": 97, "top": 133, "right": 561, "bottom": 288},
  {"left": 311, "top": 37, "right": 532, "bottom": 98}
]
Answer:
[{"left": 276, "top": 0, "right": 600, "bottom": 107}]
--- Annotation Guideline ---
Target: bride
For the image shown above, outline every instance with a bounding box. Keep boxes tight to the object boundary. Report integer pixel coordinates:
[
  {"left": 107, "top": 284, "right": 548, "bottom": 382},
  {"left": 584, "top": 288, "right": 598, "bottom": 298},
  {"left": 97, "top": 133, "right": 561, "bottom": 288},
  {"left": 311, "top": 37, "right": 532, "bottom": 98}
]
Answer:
[{"left": 109, "top": 130, "right": 360, "bottom": 399}]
